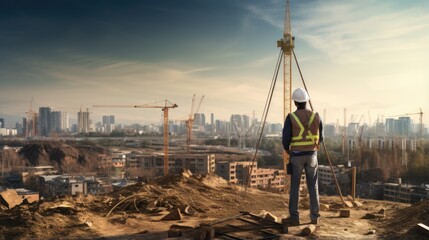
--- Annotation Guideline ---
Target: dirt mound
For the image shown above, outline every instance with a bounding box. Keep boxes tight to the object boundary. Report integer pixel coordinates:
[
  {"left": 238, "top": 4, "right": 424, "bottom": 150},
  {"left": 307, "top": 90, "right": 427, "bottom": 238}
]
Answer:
[
  {"left": 18, "top": 143, "right": 110, "bottom": 173},
  {"left": 0, "top": 171, "right": 421, "bottom": 239},
  {"left": 382, "top": 199, "right": 429, "bottom": 239},
  {"left": 0, "top": 148, "right": 26, "bottom": 170}
]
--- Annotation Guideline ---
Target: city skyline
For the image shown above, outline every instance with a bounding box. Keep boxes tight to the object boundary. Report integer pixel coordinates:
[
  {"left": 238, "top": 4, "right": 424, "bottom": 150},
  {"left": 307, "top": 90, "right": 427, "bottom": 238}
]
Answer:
[{"left": 0, "top": 0, "right": 428, "bottom": 128}]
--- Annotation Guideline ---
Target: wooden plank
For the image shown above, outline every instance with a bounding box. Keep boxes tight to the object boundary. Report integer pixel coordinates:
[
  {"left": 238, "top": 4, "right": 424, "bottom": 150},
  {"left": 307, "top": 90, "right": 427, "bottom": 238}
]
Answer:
[{"left": 417, "top": 223, "right": 429, "bottom": 236}]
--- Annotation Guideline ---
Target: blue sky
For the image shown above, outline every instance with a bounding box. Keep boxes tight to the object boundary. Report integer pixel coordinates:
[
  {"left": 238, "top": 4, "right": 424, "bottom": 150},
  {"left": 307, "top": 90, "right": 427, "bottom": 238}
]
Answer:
[{"left": 0, "top": 0, "right": 428, "bottom": 128}]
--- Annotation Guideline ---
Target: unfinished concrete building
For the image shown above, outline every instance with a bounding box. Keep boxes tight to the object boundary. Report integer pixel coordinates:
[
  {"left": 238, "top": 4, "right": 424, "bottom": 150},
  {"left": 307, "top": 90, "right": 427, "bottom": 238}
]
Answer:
[
  {"left": 383, "top": 182, "right": 429, "bottom": 203},
  {"left": 125, "top": 153, "right": 216, "bottom": 178},
  {"left": 216, "top": 161, "right": 285, "bottom": 191},
  {"left": 38, "top": 175, "right": 104, "bottom": 197}
]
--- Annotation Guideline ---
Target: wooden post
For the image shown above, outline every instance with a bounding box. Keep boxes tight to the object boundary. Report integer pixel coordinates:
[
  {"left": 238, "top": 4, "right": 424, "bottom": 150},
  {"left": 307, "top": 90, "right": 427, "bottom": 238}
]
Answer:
[{"left": 351, "top": 167, "right": 356, "bottom": 200}]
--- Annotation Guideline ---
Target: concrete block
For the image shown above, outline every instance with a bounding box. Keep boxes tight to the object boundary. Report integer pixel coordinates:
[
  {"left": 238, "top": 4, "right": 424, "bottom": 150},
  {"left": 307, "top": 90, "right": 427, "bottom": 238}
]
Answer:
[{"left": 339, "top": 209, "right": 350, "bottom": 218}]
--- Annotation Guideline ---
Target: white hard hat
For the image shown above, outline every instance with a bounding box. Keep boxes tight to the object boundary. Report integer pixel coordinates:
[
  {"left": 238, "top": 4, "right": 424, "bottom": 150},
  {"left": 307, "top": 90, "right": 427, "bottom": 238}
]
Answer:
[{"left": 292, "top": 88, "right": 309, "bottom": 103}]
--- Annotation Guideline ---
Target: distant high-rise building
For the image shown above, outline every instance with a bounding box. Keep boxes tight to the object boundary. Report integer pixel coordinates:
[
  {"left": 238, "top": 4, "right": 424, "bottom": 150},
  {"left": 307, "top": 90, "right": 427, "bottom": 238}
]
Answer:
[
  {"left": 215, "top": 120, "right": 224, "bottom": 135},
  {"left": 230, "top": 114, "right": 250, "bottom": 131},
  {"left": 51, "top": 111, "right": 62, "bottom": 133},
  {"left": 62, "top": 112, "right": 69, "bottom": 132},
  {"left": 385, "top": 118, "right": 395, "bottom": 136},
  {"left": 242, "top": 115, "right": 250, "bottom": 129},
  {"left": 386, "top": 117, "right": 412, "bottom": 136},
  {"left": 0, "top": 118, "right": 4, "bottom": 128},
  {"left": 102, "top": 115, "right": 115, "bottom": 125},
  {"left": 51, "top": 111, "right": 68, "bottom": 133},
  {"left": 230, "top": 114, "right": 242, "bottom": 128},
  {"left": 39, "top": 107, "right": 52, "bottom": 136},
  {"left": 210, "top": 113, "right": 214, "bottom": 132},
  {"left": 397, "top": 117, "right": 411, "bottom": 136},
  {"left": 15, "top": 122, "right": 23, "bottom": 135},
  {"left": 23, "top": 113, "right": 38, "bottom": 137},
  {"left": 102, "top": 115, "right": 115, "bottom": 134},
  {"left": 78, "top": 110, "right": 90, "bottom": 133},
  {"left": 194, "top": 113, "right": 206, "bottom": 127}
]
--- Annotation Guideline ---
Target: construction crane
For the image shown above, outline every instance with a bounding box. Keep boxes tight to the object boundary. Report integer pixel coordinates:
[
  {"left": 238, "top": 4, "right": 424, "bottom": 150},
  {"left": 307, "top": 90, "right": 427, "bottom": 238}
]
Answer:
[
  {"left": 277, "top": 0, "right": 294, "bottom": 192},
  {"left": 186, "top": 95, "right": 204, "bottom": 152},
  {"left": 93, "top": 100, "right": 178, "bottom": 176},
  {"left": 25, "top": 97, "right": 38, "bottom": 138},
  {"left": 388, "top": 108, "right": 424, "bottom": 139}
]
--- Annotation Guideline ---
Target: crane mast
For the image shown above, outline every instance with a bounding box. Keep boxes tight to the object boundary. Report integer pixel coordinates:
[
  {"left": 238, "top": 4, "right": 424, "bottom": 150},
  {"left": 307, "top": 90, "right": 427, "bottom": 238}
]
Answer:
[
  {"left": 186, "top": 95, "right": 204, "bottom": 152},
  {"left": 277, "top": 0, "right": 294, "bottom": 192}
]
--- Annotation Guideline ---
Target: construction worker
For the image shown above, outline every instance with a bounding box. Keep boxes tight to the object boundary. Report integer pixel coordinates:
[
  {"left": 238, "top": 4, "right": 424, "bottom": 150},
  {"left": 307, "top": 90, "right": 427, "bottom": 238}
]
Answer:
[{"left": 282, "top": 87, "right": 323, "bottom": 225}]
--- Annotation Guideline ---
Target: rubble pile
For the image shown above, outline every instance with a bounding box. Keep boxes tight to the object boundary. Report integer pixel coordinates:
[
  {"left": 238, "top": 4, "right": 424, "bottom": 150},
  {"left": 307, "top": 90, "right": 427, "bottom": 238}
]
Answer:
[
  {"left": 0, "top": 172, "right": 284, "bottom": 239},
  {"left": 0, "top": 172, "right": 427, "bottom": 239}
]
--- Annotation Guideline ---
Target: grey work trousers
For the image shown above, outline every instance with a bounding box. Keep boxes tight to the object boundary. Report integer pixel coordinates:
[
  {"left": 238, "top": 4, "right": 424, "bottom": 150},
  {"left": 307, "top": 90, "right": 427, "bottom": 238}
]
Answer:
[{"left": 289, "top": 154, "right": 320, "bottom": 221}]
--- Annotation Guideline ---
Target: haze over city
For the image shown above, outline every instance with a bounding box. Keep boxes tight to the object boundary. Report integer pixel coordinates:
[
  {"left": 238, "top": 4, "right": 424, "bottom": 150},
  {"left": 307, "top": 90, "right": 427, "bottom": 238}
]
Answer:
[{"left": 0, "top": 0, "right": 428, "bottom": 127}]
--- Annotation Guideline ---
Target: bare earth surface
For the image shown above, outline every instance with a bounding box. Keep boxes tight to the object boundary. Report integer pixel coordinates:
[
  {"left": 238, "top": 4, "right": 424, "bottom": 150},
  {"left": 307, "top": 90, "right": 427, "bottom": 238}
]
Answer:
[{"left": 1, "top": 172, "right": 428, "bottom": 239}]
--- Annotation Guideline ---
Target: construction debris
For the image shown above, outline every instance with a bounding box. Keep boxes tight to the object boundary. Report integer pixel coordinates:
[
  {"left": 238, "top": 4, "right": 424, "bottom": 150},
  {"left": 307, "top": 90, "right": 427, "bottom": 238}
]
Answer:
[
  {"left": 352, "top": 200, "right": 363, "bottom": 207},
  {"left": 320, "top": 203, "right": 330, "bottom": 211},
  {"left": 363, "top": 212, "right": 384, "bottom": 219},
  {"left": 193, "top": 224, "right": 215, "bottom": 240},
  {"left": 161, "top": 208, "right": 182, "bottom": 221},
  {"left": 179, "top": 205, "right": 196, "bottom": 216},
  {"left": 0, "top": 171, "right": 425, "bottom": 239},
  {"left": 343, "top": 201, "right": 354, "bottom": 208},
  {"left": 417, "top": 223, "right": 429, "bottom": 236},
  {"left": 340, "top": 209, "right": 351, "bottom": 218},
  {"left": 302, "top": 224, "right": 316, "bottom": 236},
  {"left": 0, "top": 189, "right": 23, "bottom": 209},
  {"left": 263, "top": 211, "right": 278, "bottom": 222}
]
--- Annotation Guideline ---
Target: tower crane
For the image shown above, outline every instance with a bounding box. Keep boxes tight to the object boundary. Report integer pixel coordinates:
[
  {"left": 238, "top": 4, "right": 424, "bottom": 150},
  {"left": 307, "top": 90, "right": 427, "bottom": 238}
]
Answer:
[
  {"left": 186, "top": 95, "right": 204, "bottom": 152},
  {"left": 93, "top": 100, "right": 178, "bottom": 176},
  {"left": 388, "top": 108, "right": 424, "bottom": 139}
]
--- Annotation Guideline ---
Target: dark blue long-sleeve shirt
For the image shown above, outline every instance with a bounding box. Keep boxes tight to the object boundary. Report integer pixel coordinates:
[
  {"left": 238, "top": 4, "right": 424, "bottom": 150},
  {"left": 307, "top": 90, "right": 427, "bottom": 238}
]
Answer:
[{"left": 282, "top": 112, "right": 324, "bottom": 156}]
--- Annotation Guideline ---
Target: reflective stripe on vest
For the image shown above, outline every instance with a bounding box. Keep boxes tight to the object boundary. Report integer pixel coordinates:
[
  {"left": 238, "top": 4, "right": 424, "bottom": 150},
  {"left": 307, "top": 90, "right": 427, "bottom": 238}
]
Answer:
[{"left": 290, "top": 112, "right": 319, "bottom": 147}]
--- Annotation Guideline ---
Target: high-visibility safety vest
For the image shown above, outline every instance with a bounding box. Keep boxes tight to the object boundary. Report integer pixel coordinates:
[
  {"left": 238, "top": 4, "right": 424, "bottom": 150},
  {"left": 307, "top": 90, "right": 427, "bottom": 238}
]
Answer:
[{"left": 289, "top": 109, "right": 321, "bottom": 151}]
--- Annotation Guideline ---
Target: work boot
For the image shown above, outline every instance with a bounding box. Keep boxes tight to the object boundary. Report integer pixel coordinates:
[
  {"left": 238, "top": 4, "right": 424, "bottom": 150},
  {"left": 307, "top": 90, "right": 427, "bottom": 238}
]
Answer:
[
  {"left": 310, "top": 218, "right": 319, "bottom": 225},
  {"left": 282, "top": 218, "right": 300, "bottom": 226}
]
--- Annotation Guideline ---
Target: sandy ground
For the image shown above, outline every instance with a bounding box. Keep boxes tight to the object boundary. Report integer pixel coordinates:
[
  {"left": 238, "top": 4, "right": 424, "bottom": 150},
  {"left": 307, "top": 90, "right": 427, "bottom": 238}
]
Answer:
[{"left": 1, "top": 172, "right": 427, "bottom": 239}]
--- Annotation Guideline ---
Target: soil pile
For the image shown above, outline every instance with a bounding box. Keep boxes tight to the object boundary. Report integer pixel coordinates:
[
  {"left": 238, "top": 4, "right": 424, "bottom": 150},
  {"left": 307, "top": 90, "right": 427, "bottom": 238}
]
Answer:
[
  {"left": 0, "top": 172, "right": 427, "bottom": 239},
  {"left": 0, "top": 148, "right": 26, "bottom": 170},
  {"left": 18, "top": 143, "right": 110, "bottom": 173},
  {"left": 382, "top": 199, "right": 429, "bottom": 239}
]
